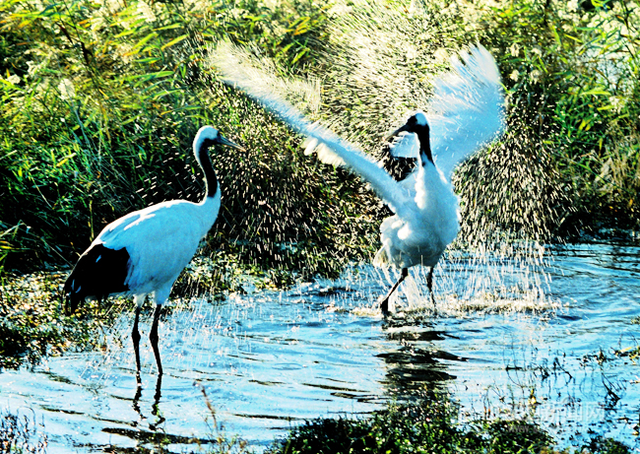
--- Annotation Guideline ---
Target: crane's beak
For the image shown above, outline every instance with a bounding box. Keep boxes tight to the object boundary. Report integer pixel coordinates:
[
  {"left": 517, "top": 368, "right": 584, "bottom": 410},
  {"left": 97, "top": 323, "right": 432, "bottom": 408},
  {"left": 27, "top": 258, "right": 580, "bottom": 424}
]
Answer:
[
  {"left": 219, "top": 135, "right": 246, "bottom": 152},
  {"left": 386, "top": 123, "right": 411, "bottom": 141}
]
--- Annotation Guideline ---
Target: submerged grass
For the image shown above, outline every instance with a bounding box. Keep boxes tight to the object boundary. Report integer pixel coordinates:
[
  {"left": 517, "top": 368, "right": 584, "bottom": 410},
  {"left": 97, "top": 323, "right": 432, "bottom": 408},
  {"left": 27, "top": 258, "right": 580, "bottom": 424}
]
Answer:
[
  {"left": 0, "top": 248, "right": 285, "bottom": 369},
  {"left": 0, "top": 410, "right": 48, "bottom": 454},
  {"left": 0, "top": 271, "right": 99, "bottom": 369}
]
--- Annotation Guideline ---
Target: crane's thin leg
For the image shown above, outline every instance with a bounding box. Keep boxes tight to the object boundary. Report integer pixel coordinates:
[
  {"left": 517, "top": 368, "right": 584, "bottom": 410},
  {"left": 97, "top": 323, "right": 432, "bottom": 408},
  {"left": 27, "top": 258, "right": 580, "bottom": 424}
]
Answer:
[
  {"left": 132, "top": 305, "right": 142, "bottom": 384},
  {"left": 427, "top": 266, "right": 437, "bottom": 314},
  {"left": 379, "top": 267, "right": 409, "bottom": 316},
  {"left": 149, "top": 305, "right": 163, "bottom": 376},
  {"left": 153, "top": 373, "right": 163, "bottom": 411}
]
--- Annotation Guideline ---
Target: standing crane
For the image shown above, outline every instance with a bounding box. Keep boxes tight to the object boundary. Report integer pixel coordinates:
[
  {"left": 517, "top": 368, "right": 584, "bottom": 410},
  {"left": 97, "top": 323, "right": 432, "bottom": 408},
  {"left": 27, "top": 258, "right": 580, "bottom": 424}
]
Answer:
[{"left": 64, "top": 126, "right": 244, "bottom": 377}]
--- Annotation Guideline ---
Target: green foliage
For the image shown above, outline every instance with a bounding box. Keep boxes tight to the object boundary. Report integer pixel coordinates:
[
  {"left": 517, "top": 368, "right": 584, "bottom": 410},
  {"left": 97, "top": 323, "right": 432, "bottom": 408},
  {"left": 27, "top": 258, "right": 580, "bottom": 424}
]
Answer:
[
  {"left": 1, "top": 0, "right": 639, "bottom": 281},
  {"left": 466, "top": 0, "right": 640, "bottom": 236},
  {"left": 0, "top": 0, "right": 357, "bottom": 278},
  {"left": 266, "top": 392, "right": 559, "bottom": 454}
]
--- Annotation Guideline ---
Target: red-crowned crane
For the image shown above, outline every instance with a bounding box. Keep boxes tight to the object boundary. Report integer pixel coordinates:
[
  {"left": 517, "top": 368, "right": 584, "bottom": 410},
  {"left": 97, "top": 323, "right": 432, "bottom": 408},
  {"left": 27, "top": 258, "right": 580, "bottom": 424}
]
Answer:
[
  {"left": 63, "top": 126, "right": 244, "bottom": 377},
  {"left": 213, "top": 44, "right": 505, "bottom": 315}
]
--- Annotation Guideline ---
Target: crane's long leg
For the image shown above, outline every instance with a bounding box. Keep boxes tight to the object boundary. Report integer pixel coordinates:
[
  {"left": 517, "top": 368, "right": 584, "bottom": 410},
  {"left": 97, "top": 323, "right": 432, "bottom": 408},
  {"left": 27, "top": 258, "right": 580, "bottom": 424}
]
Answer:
[
  {"left": 149, "top": 305, "right": 163, "bottom": 376},
  {"left": 132, "top": 306, "right": 142, "bottom": 384},
  {"left": 379, "top": 267, "right": 409, "bottom": 316},
  {"left": 427, "top": 266, "right": 436, "bottom": 313}
]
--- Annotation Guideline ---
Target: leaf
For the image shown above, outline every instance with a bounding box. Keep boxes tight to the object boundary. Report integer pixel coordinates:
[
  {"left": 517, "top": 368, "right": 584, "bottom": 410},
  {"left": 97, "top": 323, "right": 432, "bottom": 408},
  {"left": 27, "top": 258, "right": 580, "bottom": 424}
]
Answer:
[
  {"left": 154, "top": 24, "right": 182, "bottom": 31},
  {"left": 133, "top": 32, "right": 159, "bottom": 51},
  {"left": 161, "top": 34, "right": 188, "bottom": 51},
  {"left": 56, "top": 154, "right": 76, "bottom": 167},
  {"left": 581, "top": 88, "right": 611, "bottom": 97},
  {"left": 291, "top": 48, "right": 308, "bottom": 65}
]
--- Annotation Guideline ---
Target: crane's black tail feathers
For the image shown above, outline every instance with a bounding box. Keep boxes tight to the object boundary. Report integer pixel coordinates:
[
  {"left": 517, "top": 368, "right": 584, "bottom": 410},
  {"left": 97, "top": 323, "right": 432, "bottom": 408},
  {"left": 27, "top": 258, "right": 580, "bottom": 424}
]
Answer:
[{"left": 63, "top": 244, "right": 130, "bottom": 314}]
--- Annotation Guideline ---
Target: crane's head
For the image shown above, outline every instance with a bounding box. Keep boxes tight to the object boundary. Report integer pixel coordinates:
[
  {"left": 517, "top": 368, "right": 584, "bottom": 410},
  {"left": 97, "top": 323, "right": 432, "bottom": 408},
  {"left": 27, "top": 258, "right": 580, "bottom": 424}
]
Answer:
[
  {"left": 387, "top": 111, "right": 433, "bottom": 164},
  {"left": 194, "top": 125, "right": 245, "bottom": 155},
  {"left": 388, "top": 111, "right": 429, "bottom": 138}
]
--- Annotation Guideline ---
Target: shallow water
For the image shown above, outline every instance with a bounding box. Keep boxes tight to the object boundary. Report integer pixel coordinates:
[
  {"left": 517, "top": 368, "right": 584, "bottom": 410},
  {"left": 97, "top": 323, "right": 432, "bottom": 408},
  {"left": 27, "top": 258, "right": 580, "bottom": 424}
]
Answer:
[{"left": 1, "top": 243, "right": 639, "bottom": 452}]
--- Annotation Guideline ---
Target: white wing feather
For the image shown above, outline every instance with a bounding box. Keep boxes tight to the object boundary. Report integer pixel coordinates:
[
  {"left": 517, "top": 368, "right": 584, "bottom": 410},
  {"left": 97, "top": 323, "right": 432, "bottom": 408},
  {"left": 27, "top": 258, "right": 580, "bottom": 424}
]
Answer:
[
  {"left": 427, "top": 45, "right": 505, "bottom": 180},
  {"left": 211, "top": 42, "right": 411, "bottom": 215},
  {"left": 383, "top": 46, "right": 505, "bottom": 179},
  {"left": 303, "top": 136, "right": 346, "bottom": 167}
]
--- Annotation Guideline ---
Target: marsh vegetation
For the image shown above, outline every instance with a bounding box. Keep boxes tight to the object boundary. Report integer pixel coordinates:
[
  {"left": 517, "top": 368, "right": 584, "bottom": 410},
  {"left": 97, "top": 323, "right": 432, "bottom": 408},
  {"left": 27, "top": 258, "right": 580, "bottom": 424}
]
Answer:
[{"left": 1, "top": 0, "right": 639, "bottom": 452}]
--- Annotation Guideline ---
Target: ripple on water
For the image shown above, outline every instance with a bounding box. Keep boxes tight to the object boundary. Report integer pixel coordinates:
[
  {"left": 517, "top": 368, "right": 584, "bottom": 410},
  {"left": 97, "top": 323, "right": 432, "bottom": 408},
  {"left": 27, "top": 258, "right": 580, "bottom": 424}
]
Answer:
[{"left": 1, "top": 243, "right": 639, "bottom": 453}]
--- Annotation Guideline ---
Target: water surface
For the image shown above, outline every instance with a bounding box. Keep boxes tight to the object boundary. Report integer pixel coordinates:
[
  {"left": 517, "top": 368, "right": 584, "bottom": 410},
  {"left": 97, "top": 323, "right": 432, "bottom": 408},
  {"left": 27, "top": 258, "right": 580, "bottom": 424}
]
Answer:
[{"left": 1, "top": 243, "right": 638, "bottom": 452}]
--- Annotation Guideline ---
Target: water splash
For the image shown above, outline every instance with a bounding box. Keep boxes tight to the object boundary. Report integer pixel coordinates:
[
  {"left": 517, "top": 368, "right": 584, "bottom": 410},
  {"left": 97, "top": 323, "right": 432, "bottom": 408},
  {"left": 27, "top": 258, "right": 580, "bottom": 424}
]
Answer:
[{"left": 208, "top": 0, "right": 562, "bottom": 313}]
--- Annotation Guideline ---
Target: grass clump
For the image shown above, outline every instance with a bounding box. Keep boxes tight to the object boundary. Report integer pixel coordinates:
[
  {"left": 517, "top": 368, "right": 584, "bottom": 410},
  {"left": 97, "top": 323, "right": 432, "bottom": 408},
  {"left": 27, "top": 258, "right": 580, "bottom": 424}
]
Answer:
[
  {"left": 0, "top": 248, "right": 294, "bottom": 369},
  {"left": 266, "top": 397, "right": 634, "bottom": 454},
  {"left": 0, "top": 410, "right": 48, "bottom": 454},
  {"left": 0, "top": 272, "right": 111, "bottom": 369},
  {"left": 582, "top": 436, "right": 633, "bottom": 454},
  {"left": 267, "top": 392, "right": 555, "bottom": 454}
]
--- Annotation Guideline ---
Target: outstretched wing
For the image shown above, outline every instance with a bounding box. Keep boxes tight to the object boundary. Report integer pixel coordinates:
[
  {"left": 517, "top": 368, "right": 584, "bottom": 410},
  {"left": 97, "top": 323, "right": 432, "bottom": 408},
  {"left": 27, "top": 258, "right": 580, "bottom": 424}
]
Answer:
[
  {"left": 390, "top": 45, "right": 505, "bottom": 180},
  {"left": 427, "top": 45, "right": 506, "bottom": 180},
  {"left": 210, "top": 42, "right": 411, "bottom": 216}
]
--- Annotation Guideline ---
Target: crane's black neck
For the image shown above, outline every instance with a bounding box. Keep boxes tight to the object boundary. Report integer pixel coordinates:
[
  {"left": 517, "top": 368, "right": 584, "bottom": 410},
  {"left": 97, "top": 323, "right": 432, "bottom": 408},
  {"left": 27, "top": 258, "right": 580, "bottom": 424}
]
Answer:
[
  {"left": 414, "top": 127, "right": 434, "bottom": 166},
  {"left": 198, "top": 139, "right": 219, "bottom": 199}
]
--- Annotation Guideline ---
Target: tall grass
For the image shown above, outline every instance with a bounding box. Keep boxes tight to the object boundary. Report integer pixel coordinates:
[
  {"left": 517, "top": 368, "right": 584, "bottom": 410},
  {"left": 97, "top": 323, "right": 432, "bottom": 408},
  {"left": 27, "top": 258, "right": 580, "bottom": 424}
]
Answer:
[
  {"left": 473, "top": 0, "right": 640, "bottom": 237},
  {"left": 1, "top": 0, "right": 638, "bottom": 281},
  {"left": 0, "top": 0, "right": 366, "bottom": 279}
]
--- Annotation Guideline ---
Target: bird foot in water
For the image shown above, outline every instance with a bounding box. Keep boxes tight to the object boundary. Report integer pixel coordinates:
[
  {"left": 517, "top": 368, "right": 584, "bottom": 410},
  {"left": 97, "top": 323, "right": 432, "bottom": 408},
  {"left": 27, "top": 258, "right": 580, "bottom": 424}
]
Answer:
[{"left": 378, "top": 297, "right": 390, "bottom": 317}]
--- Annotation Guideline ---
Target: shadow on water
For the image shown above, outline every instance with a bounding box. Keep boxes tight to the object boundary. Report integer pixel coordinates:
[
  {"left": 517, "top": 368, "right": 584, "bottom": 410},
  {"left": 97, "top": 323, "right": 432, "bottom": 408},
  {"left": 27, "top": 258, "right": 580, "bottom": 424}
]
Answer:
[{"left": 0, "top": 243, "right": 639, "bottom": 452}]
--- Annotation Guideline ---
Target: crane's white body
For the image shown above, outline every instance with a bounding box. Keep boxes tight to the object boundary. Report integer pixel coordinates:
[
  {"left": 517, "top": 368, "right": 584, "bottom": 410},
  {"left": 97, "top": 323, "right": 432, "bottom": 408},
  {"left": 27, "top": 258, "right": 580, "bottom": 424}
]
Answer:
[
  {"left": 374, "top": 160, "right": 459, "bottom": 270},
  {"left": 213, "top": 44, "right": 505, "bottom": 281},
  {"left": 89, "top": 194, "right": 220, "bottom": 305},
  {"left": 66, "top": 125, "right": 227, "bottom": 309}
]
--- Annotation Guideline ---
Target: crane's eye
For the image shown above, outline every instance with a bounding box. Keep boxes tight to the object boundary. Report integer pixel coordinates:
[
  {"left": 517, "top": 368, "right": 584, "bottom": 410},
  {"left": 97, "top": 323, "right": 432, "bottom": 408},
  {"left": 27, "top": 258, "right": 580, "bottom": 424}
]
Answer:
[{"left": 202, "top": 138, "right": 216, "bottom": 148}]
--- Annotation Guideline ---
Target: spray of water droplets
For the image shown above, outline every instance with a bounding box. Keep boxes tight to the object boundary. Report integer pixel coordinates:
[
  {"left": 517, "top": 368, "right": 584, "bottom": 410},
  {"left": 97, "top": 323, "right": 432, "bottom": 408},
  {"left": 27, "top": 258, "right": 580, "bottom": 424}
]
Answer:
[{"left": 207, "top": 0, "right": 567, "bottom": 314}]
